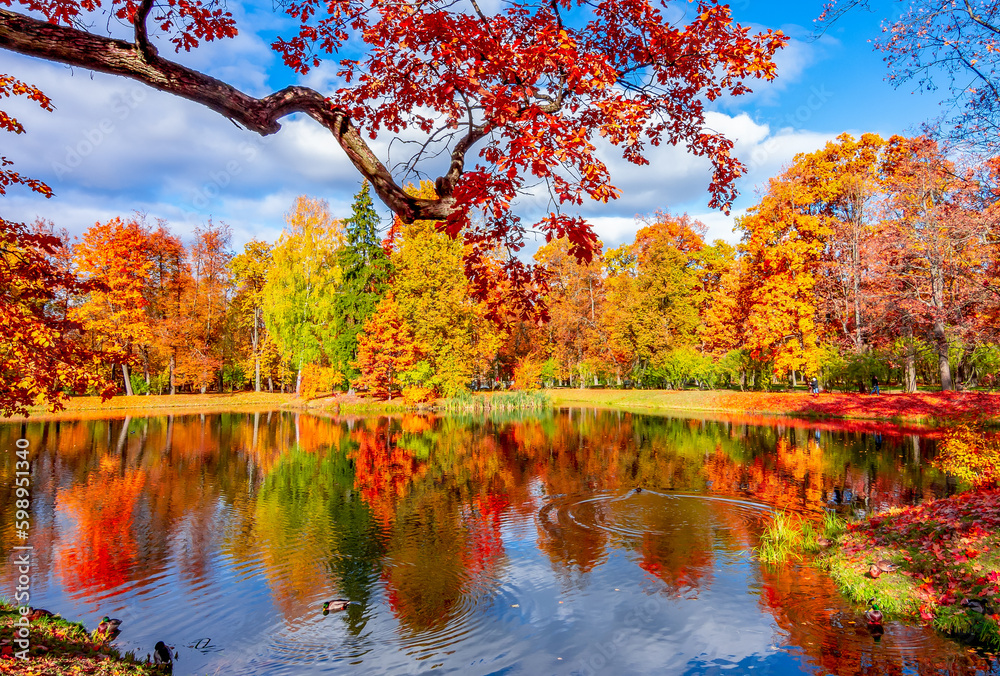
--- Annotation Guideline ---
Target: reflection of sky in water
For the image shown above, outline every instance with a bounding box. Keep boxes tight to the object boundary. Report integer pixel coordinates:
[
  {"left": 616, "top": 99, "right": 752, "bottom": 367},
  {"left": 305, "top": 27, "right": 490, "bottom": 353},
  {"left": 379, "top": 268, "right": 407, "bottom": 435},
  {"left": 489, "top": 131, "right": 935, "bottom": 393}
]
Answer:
[{"left": 0, "top": 410, "right": 995, "bottom": 675}]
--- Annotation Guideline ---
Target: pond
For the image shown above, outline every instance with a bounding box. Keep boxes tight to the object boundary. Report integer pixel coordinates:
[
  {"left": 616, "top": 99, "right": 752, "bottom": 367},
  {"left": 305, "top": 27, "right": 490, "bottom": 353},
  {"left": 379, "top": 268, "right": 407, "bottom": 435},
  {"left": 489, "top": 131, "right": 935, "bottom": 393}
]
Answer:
[{"left": 1, "top": 407, "right": 997, "bottom": 675}]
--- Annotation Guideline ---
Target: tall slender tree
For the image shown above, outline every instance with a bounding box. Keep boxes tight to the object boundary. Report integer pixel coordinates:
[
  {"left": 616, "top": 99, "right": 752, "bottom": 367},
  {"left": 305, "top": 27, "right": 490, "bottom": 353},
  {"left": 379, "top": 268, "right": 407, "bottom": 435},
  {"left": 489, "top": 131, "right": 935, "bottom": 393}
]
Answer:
[
  {"left": 231, "top": 240, "right": 273, "bottom": 392},
  {"left": 262, "top": 195, "right": 344, "bottom": 393},
  {"left": 333, "top": 182, "right": 392, "bottom": 388}
]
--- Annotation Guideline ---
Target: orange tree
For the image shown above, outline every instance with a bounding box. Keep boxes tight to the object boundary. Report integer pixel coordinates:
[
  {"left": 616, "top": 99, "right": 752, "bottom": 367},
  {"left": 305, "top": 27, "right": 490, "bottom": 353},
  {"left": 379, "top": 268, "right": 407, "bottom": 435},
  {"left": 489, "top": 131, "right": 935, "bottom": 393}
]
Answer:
[
  {"left": 353, "top": 293, "right": 421, "bottom": 401},
  {"left": 71, "top": 216, "right": 156, "bottom": 396},
  {"left": 0, "top": 0, "right": 785, "bottom": 314}
]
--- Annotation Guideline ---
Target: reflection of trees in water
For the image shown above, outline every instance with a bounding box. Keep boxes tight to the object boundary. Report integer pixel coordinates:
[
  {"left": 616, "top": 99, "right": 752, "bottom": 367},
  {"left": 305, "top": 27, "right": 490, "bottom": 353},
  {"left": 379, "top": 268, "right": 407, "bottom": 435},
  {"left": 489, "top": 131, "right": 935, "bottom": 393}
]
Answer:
[
  {"left": 757, "top": 558, "right": 993, "bottom": 675},
  {"left": 0, "top": 410, "right": 953, "bottom": 635},
  {"left": 635, "top": 500, "right": 716, "bottom": 598},
  {"left": 58, "top": 458, "right": 146, "bottom": 595}
]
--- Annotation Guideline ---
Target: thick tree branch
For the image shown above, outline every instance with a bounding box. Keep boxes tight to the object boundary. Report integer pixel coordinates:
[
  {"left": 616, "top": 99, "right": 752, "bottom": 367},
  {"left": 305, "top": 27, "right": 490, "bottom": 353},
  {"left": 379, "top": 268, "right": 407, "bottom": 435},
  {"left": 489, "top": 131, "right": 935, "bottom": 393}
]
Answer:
[{"left": 0, "top": 8, "right": 461, "bottom": 222}]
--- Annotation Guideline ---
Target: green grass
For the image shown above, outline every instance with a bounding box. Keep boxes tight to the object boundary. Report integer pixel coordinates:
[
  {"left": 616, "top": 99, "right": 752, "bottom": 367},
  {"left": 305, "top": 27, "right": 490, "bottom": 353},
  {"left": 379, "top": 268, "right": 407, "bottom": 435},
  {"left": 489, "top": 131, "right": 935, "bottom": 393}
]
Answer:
[
  {"left": 438, "top": 390, "right": 551, "bottom": 412},
  {"left": 756, "top": 511, "right": 808, "bottom": 563},
  {"left": 0, "top": 599, "right": 168, "bottom": 674},
  {"left": 755, "top": 510, "right": 847, "bottom": 563},
  {"left": 823, "top": 549, "right": 923, "bottom": 618}
]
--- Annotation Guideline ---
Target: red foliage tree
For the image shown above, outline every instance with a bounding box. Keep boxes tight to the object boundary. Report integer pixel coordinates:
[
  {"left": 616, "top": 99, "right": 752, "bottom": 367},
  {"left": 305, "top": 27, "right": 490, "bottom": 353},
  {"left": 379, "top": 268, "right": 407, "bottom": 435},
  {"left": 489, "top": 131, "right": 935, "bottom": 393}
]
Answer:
[
  {"left": 0, "top": 0, "right": 785, "bottom": 313},
  {"left": 0, "top": 75, "right": 114, "bottom": 415}
]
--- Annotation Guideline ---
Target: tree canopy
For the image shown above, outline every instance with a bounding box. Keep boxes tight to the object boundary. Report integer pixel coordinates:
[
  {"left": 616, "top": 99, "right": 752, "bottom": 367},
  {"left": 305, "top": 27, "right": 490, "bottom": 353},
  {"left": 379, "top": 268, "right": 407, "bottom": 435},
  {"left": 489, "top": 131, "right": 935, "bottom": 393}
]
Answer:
[{"left": 0, "top": 0, "right": 785, "bottom": 310}]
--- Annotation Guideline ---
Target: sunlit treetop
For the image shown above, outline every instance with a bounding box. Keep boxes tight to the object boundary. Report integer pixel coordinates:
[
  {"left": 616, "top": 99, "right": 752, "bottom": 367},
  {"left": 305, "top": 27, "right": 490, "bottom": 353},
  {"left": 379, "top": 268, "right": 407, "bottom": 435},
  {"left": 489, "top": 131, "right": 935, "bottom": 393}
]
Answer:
[{"left": 0, "top": 0, "right": 785, "bottom": 315}]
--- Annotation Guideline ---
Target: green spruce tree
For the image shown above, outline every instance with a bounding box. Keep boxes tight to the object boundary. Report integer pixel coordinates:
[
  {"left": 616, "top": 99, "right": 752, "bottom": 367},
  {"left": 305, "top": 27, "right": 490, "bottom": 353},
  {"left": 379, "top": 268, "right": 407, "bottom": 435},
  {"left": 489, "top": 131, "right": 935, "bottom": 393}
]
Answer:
[{"left": 334, "top": 182, "right": 393, "bottom": 388}]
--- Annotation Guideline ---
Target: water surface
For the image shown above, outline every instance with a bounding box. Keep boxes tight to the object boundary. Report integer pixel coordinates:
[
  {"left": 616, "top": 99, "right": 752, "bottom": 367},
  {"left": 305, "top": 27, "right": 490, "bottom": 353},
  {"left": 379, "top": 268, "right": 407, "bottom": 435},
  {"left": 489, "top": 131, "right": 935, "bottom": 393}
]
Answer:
[{"left": 0, "top": 408, "right": 995, "bottom": 675}]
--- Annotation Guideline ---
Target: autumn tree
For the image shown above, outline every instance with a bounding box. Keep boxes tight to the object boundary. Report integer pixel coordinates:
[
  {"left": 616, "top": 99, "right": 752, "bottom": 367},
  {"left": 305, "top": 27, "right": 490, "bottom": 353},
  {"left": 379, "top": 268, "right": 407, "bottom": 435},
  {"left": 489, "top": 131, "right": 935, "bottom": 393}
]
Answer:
[
  {"left": 332, "top": 182, "right": 392, "bottom": 388},
  {"left": 391, "top": 182, "right": 504, "bottom": 396},
  {"left": 736, "top": 169, "right": 828, "bottom": 382},
  {"left": 230, "top": 239, "right": 273, "bottom": 392},
  {"left": 823, "top": 1, "right": 1000, "bottom": 151},
  {"left": 0, "top": 0, "right": 786, "bottom": 311},
  {"left": 175, "top": 221, "right": 233, "bottom": 392},
  {"left": 534, "top": 237, "right": 608, "bottom": 387},
  {"left": 72, "top": 216, "right": 156, "bottom": 396},
  {"left": 603, "top": 212, "right": 710, "bottom": 385},
  {"left": 353, "top": 293, "right": 421, "bottom": 401},
  {"left": 798, "top": 133, "right": 888, "bottom": 353},
  {"left": 262, "top": 196, "right": 344, "bottom": 393},
  {"left": 880, "top": 136, "right": 987, "bottom": 391},
  {"left": 144, "top": 223, "right": 187, "bottom": 394}
]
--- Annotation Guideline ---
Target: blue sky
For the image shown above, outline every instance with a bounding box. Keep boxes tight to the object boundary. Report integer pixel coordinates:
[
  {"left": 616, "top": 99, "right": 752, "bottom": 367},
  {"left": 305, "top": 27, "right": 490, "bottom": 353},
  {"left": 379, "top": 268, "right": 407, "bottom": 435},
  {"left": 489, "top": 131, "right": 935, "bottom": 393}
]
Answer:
[{"left": 1, "top": 0, "right": 946, "bottom": 252}]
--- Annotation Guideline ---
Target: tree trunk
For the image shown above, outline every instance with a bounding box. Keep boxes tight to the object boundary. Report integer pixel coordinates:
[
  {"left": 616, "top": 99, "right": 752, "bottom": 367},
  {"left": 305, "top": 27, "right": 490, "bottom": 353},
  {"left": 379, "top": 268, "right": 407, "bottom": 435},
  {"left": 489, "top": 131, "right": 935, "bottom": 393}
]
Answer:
[
  {"left": 935, "top": 318, "right": 953, "bottom": 391},
  {"left": 268, "top": 375, "right": 274, "bottom": 393},
  {"left": 122, "top": 363, "right": 134, "bottom": 396},
  {"left": 296, "top": 367, "right": 303, "bottom": 396},
  {"left": 169, "top": 353, "right": 176, "bottom": 395},
  {"left": 904, "top": 323, "right": 917, "bottom": 393},
  {"left": 930, "top": 264, "right": 953, "bottom": 391}
]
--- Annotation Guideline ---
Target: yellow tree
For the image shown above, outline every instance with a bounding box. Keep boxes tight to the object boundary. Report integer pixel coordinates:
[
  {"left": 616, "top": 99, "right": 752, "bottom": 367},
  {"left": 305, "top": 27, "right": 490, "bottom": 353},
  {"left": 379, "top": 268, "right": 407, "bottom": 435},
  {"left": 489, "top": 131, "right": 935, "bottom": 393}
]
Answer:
[
  {"left": 736, "top": 168, "right": 829, "bottom": 381},
  {"left": 796, "top": 133, "right": 888, "bottom": 353},
  {"left": 262, "top": 196, "right": 345, "bottom": 393},
  {"left": 230, "top": 239, "right": 273, "bottom": 392},
  {"left": 602, "top": 212, "right": 708, "bottom": 385},
  {"left": 392, "top": 182, "right": 504, "bottom": 396}
]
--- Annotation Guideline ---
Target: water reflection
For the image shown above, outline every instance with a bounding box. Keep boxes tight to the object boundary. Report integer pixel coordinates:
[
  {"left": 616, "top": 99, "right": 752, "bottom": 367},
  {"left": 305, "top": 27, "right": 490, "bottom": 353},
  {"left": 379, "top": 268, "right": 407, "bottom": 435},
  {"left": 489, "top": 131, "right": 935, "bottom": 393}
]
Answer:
[{"left": 0, "top": 409, "right": 994, "bottom": 675}]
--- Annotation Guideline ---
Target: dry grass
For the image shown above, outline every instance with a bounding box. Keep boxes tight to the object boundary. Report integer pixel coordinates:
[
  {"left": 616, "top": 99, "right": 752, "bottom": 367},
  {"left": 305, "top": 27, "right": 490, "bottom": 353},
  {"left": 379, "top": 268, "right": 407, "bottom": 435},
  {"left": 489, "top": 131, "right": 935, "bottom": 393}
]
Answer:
[{"left": 6, "top": 392, "right": 297, "bottom": 421}]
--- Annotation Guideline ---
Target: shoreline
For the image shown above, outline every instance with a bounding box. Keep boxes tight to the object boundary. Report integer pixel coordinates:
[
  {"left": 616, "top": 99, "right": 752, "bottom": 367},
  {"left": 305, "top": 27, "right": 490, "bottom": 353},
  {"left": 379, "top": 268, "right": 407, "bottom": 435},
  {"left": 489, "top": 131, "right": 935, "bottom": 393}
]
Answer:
[
  {"left": 0, "top": 600, "right": 167, "bottom": 674},
  {"left": 547, "top": 389, "right": 1000, "bottom": 427},
  {"left": 6, "top": 388, "right": 999, "bottom": 427}
]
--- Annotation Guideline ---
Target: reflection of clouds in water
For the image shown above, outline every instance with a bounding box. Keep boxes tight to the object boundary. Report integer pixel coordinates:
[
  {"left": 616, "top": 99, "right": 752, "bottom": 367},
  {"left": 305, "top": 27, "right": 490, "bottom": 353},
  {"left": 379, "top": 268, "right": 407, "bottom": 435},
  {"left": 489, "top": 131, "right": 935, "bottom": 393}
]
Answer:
[{"left": 2, "top": 411, "right": 990, "bottom": 676}]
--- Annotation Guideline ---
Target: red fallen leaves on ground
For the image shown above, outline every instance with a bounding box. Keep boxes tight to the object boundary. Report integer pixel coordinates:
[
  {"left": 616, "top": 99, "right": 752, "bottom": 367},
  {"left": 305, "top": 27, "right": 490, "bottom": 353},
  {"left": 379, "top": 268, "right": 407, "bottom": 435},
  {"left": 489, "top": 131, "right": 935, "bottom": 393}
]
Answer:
[
  {"left": 716, "top": 390, "right": 1000, "bottom": 424},
  {"left": 841, "top": 490, "right": 1000, "bottom": 622}
]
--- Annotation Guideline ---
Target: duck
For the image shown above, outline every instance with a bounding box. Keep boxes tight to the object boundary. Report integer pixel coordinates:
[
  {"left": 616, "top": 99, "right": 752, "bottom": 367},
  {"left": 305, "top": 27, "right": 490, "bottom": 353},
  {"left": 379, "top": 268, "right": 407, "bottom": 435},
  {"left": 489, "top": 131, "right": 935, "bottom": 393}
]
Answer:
[
  {"left": 962, "top": 598, "right": 990, "bottom": 614},
  {"left": 875, "top": 559, "right": 897, "bottom": 573},
  {"left": 868, "top": 564, "right": 882, "bottom": 579},
  {"left": 816, "top": 537, "right": 832, "bottom": 548},
  {"left": 864, "top": 598, "right": 883, "bottom": 626},
  {"left": 322, "top": 600, "right": 351, "bottom": 614},
  {"left": 153, "top": 640, "right": 173, "bottom": 666},
  {"left": 26, "top": 608, "right": 55, "bottom": 621},
  {"left": 97, "top": 616, "right": 123, "bottom": 637}
]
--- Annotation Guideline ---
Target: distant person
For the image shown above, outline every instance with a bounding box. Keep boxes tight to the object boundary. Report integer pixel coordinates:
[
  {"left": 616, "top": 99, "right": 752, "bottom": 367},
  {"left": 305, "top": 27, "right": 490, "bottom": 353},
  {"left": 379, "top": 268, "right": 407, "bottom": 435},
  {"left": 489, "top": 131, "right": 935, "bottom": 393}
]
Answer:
[
  {"left": 871, "top": 374, "right": 880, "bottom": 395},
  {"left": 810, "top": 376, "right": 819, "bottom": 395}
]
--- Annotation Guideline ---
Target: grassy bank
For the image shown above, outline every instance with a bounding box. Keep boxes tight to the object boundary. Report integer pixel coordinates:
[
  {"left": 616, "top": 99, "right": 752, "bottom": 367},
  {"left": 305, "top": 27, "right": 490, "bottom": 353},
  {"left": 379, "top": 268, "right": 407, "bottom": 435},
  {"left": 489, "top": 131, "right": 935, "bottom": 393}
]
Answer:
[
  {"left": 10, "top": 392, "right": 297, "bottom": 420},
  {"left": 547, "top": 389, "right": 1000, "bottom": 426},
  {"left": 0, "top": 601, "right": 167, "bottom": 674},
  {"left": 757, "top": 491, "right": 1000, "bottom": 650}
]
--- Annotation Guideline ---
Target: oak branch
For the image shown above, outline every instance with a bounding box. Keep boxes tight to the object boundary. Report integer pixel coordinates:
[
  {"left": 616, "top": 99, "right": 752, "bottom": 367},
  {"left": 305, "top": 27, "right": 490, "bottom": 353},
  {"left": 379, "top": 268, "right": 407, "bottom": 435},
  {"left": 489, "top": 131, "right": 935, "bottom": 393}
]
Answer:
[{"left": 0, "top": 7, "right": 470, "bottom": 223}]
